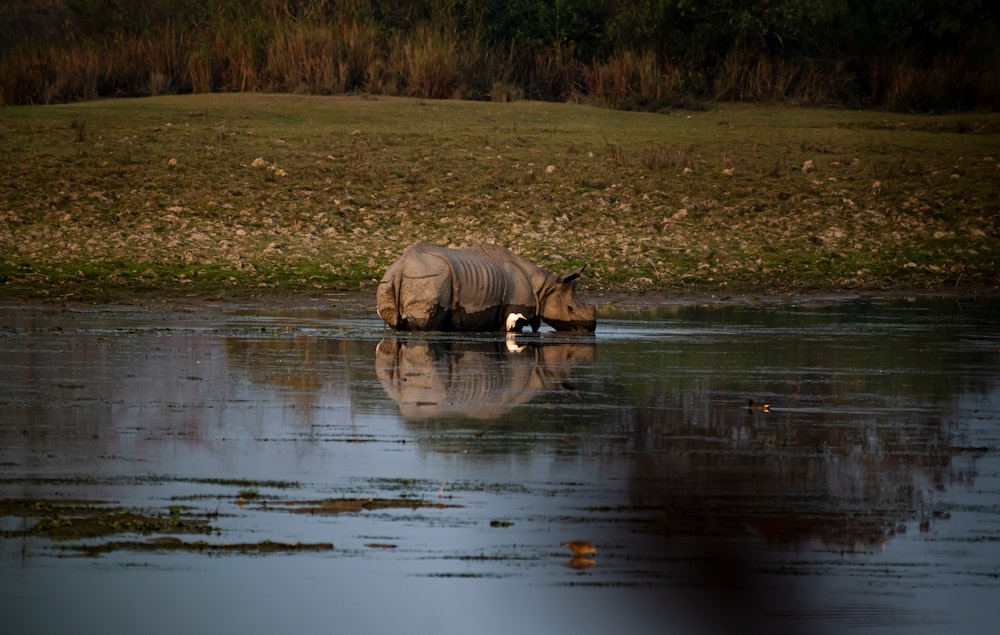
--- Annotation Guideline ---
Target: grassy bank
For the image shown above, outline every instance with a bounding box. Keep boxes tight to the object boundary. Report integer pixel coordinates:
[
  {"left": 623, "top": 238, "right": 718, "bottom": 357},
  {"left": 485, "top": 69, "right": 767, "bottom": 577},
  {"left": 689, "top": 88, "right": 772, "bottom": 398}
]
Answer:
[{"left": 1, "top": 94, "right": 997, "bottom": 300}]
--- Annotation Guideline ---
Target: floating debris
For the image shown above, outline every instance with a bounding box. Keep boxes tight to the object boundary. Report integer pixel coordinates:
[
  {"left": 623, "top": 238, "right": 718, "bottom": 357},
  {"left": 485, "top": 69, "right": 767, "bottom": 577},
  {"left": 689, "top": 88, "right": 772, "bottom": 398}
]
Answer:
[{"left": 562, "top": 540, "right": 597, "bottom": 557}]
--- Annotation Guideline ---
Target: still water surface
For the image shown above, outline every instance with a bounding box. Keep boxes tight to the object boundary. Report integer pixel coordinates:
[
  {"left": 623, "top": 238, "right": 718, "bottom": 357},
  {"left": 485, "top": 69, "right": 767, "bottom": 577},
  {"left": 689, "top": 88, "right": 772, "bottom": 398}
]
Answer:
[{"left": 1, "top": 295, "right": 998, "bottom": 634}]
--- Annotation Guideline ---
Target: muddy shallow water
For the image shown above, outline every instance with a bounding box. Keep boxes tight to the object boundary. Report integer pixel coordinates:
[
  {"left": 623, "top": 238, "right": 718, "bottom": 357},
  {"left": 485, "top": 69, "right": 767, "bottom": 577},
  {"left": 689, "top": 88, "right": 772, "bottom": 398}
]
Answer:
[{"left": 1, "top": 294, "right": 998, "bottom": 635}]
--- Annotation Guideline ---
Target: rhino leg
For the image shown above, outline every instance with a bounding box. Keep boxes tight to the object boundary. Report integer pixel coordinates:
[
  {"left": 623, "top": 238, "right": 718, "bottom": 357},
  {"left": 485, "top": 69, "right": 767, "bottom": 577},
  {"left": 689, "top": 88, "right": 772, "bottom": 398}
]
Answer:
[
  {"left": 528, "top": 315, "right": 542, "bottom": 332},
  {"left": 376, "top": 279, "right": 401, "bottom": 329}
]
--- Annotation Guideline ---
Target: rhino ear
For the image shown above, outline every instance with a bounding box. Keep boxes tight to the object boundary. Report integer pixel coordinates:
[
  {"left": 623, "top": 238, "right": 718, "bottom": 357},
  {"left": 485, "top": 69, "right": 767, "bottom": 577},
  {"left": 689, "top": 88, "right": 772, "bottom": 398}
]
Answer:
[{"left": 560, "top": 265, "right": 586, "bottom": 284}]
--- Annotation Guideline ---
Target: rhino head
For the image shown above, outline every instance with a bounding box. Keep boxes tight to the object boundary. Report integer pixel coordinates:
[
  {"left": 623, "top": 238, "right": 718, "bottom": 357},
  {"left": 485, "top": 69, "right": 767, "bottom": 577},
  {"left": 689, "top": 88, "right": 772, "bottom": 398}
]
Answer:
[{"left": 538, "top": 268, "right": 596, "bottom": 333}]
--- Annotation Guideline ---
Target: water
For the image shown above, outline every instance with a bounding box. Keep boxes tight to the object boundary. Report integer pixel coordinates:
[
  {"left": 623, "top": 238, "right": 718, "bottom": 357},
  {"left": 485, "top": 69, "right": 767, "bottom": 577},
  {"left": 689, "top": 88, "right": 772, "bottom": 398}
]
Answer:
[{"left": 1, "top": 295, "right": 998, "bottom": 635}]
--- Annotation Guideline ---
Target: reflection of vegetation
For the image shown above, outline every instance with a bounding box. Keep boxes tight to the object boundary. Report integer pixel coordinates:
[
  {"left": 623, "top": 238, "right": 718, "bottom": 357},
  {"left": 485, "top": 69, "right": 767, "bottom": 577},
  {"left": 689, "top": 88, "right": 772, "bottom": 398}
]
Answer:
[
  {"left": 602, "top": 299, "right": 996, "bottom": 407},
  {"left": 226, "top": 331, "right": 350, "bottom": 394},
  {"left": 601, "top": 299, "right": 995, "bottom": 548},
  {"left": 626, "top": 403, "right": 960, "bottom": 548},
  {"left": 225, "top": 332, "right": 385, "bottom": 421}
]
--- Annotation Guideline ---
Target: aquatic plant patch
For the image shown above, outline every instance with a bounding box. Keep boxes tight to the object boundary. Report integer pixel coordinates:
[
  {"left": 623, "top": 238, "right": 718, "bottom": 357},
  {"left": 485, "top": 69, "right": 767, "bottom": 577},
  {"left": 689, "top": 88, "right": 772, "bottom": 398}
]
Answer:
[
  {"left": 280, "top": 498, "right": 463, "bottom": 514},
  {"left": 0, "top": 498, "right": 214, "bottom": 540},
  {"left": 58, "top": 538, "right": 335, "bottom": 557}
]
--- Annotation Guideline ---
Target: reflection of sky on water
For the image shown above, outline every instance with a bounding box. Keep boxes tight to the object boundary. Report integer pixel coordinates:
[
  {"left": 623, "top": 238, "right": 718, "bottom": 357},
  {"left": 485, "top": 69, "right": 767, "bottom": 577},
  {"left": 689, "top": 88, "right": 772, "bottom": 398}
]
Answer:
[{"left": 1, "top": 298, "right": 998, "bottom": 635}]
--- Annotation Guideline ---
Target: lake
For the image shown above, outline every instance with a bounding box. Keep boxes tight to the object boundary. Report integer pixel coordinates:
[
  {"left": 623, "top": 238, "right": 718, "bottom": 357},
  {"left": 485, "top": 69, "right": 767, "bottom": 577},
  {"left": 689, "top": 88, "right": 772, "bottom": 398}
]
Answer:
[{"left": 1, "top": 294, "right": 998, "bottom": 634}]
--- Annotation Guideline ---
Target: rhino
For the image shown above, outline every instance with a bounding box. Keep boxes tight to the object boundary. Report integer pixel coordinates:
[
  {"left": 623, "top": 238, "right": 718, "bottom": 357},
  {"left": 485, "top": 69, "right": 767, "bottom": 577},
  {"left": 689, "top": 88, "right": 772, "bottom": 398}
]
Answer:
[{"left": 376, "top": 242, "right": 596, "bottom": 333}]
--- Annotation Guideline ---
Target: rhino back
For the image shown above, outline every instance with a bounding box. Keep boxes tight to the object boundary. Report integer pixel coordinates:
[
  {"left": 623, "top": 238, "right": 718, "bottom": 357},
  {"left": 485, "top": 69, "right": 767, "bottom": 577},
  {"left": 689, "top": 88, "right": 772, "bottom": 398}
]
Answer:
[
  {"left": 478, "top": 244, "right": 548, "bottom": 300},
  {"left": 443, "top": 248, "right": 509, "bottom": 313}
]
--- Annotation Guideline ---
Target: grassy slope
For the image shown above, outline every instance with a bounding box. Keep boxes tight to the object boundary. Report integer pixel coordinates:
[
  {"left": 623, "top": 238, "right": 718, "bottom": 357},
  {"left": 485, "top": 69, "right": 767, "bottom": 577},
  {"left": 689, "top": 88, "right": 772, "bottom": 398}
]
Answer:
[{"left": 1, "top": 94, "right": 997, "bottom": 299}]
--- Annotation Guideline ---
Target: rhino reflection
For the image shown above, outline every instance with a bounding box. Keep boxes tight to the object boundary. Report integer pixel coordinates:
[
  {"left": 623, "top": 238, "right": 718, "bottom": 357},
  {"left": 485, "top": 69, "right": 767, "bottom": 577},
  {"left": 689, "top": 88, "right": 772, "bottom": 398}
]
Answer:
[
  {"left": 625, "top": 401, "right": 963, "bottom": 549},
  {"left": 375, "top": 337, "right": 594, "bottom": 420}
]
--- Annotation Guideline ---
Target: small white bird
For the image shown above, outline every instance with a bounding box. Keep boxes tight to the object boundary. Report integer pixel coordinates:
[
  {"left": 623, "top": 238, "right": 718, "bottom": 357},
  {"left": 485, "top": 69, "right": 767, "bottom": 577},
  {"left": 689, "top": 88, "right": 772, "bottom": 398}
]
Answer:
[{"left": 505, "top": 312, "right": 529, "bottom": 333}]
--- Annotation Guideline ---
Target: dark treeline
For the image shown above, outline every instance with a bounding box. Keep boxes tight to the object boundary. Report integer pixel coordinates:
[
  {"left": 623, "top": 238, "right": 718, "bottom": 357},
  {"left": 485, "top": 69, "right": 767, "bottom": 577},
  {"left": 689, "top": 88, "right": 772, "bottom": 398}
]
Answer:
[{"left": 2, "top": 0, "right": 998, "bottom": 110}]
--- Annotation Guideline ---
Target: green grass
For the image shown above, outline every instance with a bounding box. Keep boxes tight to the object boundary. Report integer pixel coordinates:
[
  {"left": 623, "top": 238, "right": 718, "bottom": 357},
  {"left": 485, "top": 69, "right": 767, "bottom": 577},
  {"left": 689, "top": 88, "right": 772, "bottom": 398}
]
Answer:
[{"left": 1, "top": 94, "right": 997, "bottom": 299}]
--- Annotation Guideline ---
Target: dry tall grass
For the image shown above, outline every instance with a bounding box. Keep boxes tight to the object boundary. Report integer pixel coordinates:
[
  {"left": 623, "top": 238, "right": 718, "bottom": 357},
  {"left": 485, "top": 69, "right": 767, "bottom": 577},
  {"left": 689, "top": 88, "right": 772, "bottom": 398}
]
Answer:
[
  {"left": 403, "top": 23, "right": 465, "bottom": 99},
  {"left": 1, "top": 11, "right": 996, "bottom": 111},
  {"left": 583, "top": 51, "right": 686, "bottom": 109},
  {"left": 263, "top": 22, "right": 384, "bottom": 94},
  {"left": 711, "top": 50, "right": 856, "bottom": 106}
]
